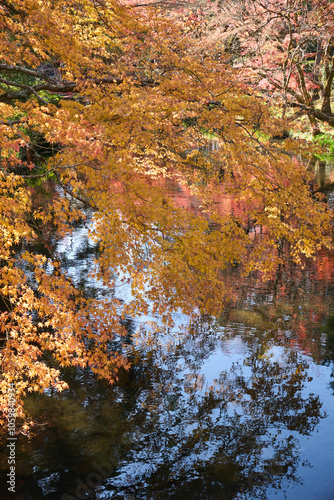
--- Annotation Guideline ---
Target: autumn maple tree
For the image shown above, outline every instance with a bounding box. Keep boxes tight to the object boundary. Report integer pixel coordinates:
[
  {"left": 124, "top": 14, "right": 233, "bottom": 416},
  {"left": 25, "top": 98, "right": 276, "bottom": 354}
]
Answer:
[
  {"left": 187, "top": 0, "right": 334, "bottom": 135},
  {"left": 0, "top": 0, "right": 332, "bottom": 431}
]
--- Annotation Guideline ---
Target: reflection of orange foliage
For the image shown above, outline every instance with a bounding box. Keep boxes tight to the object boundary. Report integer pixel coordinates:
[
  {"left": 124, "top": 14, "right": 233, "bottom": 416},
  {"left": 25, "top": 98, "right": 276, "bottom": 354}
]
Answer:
[
  {"left": 159, "top": 178, "right": 263, "bottom": 232},
  {"left": 313, "top": 249, "right": 334, "bottom": 282},
  {"left": 287, "top": 250, "right": 334, "bottom": 360},
  {"left": 163, "top": 180, "right": 239, "bottom": 217}
]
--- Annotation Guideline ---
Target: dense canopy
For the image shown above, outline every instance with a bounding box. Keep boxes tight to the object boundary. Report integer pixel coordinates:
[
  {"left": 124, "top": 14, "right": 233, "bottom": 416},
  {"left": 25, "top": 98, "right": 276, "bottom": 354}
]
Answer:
[{"left": 0, "top": 0, "right": 332, "bottom": 430}]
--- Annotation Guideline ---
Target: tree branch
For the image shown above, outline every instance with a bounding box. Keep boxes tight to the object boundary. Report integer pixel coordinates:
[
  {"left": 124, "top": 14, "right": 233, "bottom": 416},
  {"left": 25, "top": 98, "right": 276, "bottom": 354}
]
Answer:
[
  {"left": 0, "top": 64, "right": 52, "bottom": 81},
  {"left": 0, "top": 77, "right": 48, "bottom": 104},
  {"left": 290, "top": 103, "right": 334, "bottom": 127}
]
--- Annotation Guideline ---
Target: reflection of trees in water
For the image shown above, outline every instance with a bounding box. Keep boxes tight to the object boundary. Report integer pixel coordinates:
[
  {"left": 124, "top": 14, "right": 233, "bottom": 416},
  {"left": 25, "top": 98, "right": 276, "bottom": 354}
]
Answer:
[
  {"left": 9, "top": 218, "right": 333, "bottom": 499},
  {"left": 10, "top": 315, "right": 325, "bottom": 499},
  {"left": 322, "top": 311, "right": 334, "bottom": 393},
  {"left": 94, "top": 325, "right": 324, "bottom": 500},
  {"left": 220, "top": 246, "right": 334, "bottom": 363}
]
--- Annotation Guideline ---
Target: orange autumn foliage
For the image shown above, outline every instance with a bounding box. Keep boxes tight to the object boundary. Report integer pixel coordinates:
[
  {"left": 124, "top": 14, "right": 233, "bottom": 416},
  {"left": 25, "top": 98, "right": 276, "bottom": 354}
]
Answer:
[{"left": 0, "top": 0, "right": 332, "bottom": 431}]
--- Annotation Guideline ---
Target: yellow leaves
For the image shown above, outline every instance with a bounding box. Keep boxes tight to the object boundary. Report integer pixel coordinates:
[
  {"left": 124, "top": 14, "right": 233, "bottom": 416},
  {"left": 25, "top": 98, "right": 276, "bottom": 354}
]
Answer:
[
  {"left": 264, "top": 206, "right": 280, "bottom": 219},
  {"left": 0, "top": 173, "right": 34, "bottom": 262},
  {"left": 293, "top": 239, "right": 318, "bottom": 261},
  {"left": 0, "top": 0, "right": 333, "bottom": 432}
]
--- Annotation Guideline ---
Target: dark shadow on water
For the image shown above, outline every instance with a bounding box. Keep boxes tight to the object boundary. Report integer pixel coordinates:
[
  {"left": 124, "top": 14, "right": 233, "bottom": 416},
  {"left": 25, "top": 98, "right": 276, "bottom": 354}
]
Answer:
[
  {"left": 4, "top": 318, "right": 327, "bottom": 500},
  {"left": 2, "top": 180, "right": 334, "bottom": 500}
]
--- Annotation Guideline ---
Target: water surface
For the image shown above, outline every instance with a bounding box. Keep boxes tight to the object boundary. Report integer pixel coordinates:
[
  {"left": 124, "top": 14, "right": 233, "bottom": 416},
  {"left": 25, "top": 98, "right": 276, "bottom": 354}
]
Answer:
[{"left": 1, "top": 183, "right": 334, "bottom": 500}]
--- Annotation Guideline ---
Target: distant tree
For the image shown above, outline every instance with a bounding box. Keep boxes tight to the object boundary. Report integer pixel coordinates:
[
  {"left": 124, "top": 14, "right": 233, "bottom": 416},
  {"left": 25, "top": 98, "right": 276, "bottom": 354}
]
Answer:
[{"left": 179, "top": 0, "right": 334, "bottom": 135}]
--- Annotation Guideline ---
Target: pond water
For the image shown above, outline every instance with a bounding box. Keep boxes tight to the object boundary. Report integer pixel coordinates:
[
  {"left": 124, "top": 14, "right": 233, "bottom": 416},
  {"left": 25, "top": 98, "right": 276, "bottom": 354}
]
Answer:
[{"left": 2, "top": 186, "right": 334, "bottom": 500}]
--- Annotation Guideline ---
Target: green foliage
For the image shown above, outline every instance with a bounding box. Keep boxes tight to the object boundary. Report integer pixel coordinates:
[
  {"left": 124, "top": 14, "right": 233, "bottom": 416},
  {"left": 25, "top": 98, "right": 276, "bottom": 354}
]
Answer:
[{"left": 314, "top": 134, "right": 334, "bottom": 160}]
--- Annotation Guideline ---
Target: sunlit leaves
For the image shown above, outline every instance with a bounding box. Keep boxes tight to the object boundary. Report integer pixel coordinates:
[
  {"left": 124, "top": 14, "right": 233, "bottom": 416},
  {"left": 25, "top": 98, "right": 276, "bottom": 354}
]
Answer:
[{"left": 0, "top": 0, "right": 333, "bottom": 431}]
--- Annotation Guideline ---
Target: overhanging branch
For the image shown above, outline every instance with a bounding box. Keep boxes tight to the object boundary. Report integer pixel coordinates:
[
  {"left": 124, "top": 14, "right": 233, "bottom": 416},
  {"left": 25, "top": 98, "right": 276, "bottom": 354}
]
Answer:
[{"left": 290, "top": 103, "right": 334, "bottom": 127}]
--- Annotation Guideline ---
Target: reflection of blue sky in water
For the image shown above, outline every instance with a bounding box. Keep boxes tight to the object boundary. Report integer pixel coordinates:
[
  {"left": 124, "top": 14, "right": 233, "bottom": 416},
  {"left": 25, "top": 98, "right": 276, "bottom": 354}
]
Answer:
[
  {"left": 56, "top": 218, "right": 192, "bottom": 330},
  {"left": 55, "top": 223, "right": 334, "bottom": 499},
  {"left": 288, "top": 362, "right": 334, "bottom": 500},
  {"left": 92, "top": 327, "right": 334, "bottom": 500},
  {"left": 6, "top": 215, "right": 334, "bottom": 500}
]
